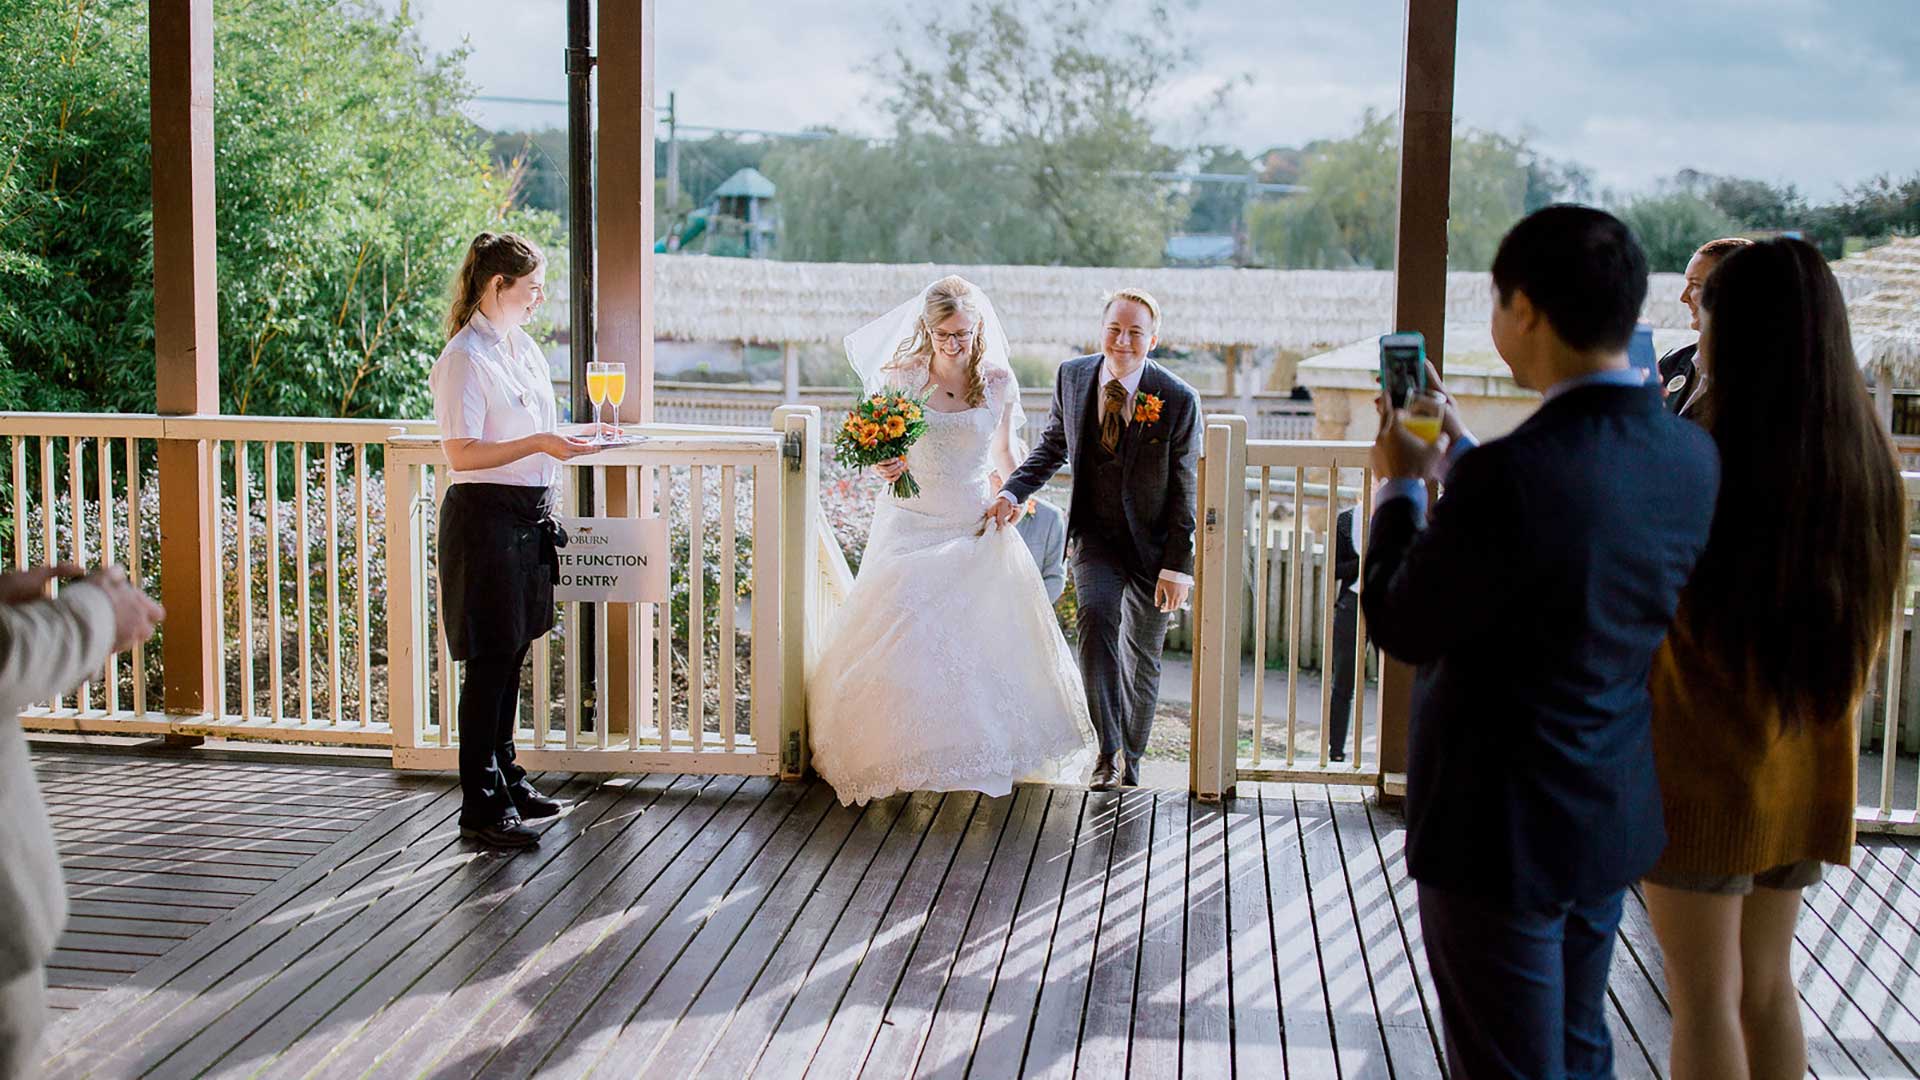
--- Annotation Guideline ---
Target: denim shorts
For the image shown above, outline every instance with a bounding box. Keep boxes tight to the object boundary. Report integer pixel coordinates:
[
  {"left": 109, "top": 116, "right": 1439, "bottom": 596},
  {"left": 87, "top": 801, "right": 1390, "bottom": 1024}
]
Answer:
[{"left": 1644, "top": 859, "right": 1824, "bottom": 896}]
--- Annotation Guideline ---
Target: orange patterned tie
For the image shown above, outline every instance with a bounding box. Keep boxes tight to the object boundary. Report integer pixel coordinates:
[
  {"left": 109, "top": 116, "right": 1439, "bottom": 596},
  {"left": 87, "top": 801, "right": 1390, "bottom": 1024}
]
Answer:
[{"left": 1101, "top": 379, "right": 1126, "bottom": 454}]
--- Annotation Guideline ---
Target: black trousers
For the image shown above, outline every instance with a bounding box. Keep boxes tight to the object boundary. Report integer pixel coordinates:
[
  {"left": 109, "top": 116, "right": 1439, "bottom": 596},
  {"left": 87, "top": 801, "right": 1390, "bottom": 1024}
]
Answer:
[
  {"left": 1071, "top": 542, "right": 1170, "bottom": 780},
  {"left": 1328, "top": 590, "right": 1359, "bottom": 758},
  {"left": 458, "top": 643, "right": 532, "bottom": 828},
  {"left": 1418, "top": 883, "right": 1624, "bottom": 1079}
]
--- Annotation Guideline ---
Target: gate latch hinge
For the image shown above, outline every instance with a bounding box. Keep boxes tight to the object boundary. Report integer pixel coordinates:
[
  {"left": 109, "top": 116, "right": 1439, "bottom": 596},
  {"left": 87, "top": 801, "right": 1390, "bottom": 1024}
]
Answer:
[{"left": 782, "top": 431, "right": 803, "bottom": 469}]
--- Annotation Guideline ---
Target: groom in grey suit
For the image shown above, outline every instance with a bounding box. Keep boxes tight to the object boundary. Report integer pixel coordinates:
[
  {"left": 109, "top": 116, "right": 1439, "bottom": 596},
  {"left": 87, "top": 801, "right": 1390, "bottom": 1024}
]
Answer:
[{"left": 988, "top": 289, "right": 1202, "bottom": 789}]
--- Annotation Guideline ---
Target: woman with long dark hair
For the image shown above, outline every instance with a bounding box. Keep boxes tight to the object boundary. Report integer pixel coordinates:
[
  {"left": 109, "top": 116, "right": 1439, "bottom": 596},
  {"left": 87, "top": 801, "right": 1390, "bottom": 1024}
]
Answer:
[
  {"left": 1644, "top": 237, "right": 1907, "bottom": 1078},
  {"left": 431, "top": 231, "right": 594, "bottom": 849}
]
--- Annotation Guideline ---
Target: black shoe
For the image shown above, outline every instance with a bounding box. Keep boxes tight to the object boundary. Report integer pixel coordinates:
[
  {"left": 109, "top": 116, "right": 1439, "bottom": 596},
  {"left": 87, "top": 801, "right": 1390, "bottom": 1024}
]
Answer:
[
  {"left": 1090, "top": 755, "right": 1119, "bottom": 792},
  {"left": 1121, "top": 763, "right": 1141, "bottom": 788},
  {"left": 1328, "top": 750, "right": 1347, "bottom": 763},
  {"left": 512, "top": 786, "right": 564, "bottom": 820},
  {"left": 460, "top": 818, "right": 540, "bottom": 849}
]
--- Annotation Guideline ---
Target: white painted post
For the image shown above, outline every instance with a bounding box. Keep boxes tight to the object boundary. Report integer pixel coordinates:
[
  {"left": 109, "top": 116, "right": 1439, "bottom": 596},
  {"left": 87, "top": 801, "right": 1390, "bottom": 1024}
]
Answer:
[
  {"left": 774, "top": 405, "right": 820, "bottom": 780},
  {"left": 385, "top": 444, "right": 422, "bottom": 756},
  {"left": 1193, "top": 418, "right": 1246, "bottom": 802}
]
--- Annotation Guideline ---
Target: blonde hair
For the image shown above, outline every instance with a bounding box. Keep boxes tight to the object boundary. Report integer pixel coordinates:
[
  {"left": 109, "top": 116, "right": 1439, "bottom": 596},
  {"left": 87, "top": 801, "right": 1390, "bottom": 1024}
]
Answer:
[
  {"left": 888, "top": 275, "right": 988, "bottom": 407},
  {"left": 445, "top": 231, "right": 544, "bottom": 341},
  {"left": 1104, "top": 287, "right": 1162, "bottom": 335}
]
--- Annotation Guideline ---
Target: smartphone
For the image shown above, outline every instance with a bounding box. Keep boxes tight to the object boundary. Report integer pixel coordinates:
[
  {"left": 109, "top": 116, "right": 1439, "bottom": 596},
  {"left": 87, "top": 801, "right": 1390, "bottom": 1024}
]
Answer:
[
  {"left": 1628, "top": 323, "right": 1655, "bottom": 382},
  {"left": 1379, "top": 332, "right": 1426, "bottom": 409}
]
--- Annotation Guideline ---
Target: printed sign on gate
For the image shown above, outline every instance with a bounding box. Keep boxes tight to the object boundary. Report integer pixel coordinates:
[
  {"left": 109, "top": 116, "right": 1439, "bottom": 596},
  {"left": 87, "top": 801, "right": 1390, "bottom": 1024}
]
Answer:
[{"left": 552, "top": 516, "right": 669, "bottom": 603}]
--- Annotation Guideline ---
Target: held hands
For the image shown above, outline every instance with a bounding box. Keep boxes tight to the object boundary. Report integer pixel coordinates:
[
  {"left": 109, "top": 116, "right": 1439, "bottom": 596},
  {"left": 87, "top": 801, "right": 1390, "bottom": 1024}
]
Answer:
[
  {"left": 1154, "top": 578, "right": 1190, "bottom": 613},
  {"left": 873, "top": 457, "right": 908, "bottom": 484}
]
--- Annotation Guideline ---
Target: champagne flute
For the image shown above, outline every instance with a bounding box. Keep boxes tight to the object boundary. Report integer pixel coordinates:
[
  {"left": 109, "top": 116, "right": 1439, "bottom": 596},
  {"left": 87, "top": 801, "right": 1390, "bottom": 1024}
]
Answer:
[
  {"left": 585, "top": 361, "right": 609, "bottom": 439},
  {"left": 605, "top": 362, "right": 627, "bottom": 439}
]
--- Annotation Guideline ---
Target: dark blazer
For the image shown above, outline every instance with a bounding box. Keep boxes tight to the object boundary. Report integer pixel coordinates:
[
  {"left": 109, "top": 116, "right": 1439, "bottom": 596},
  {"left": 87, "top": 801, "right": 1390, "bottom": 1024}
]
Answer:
[
  {"left": 1657, "top": 343, "right": 1698, "bottom": 416},
  {"left": 1003, "top": 356, "right": 1203, "bottom": 577},
  {"left": 1334, "top": 506, "right": 1360, "bottom": 593},
  {"left": 1362, "top": 384, "right": 1719, "bottom": 910}
]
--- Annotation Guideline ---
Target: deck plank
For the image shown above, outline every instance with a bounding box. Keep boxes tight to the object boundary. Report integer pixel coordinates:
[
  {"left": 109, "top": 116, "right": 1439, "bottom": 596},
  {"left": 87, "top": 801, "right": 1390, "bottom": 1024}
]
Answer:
[
  {"left": 30, "top": 749, "right": 1920, "bottom": 1080},
  {"left": 744, "top": 792, "right": 959, "bottom": 1080},
  {"left": 1223, "top": 789, "right": 1284, "bottom": 1075},
  {"left": 466, "top": 775, "right": 779, "bottom": 1079},
  {"left": 968, "top": 789, "right": 1085, "bottom": 1080},
  {"left": 911, "top": 786, "right": 1050, "bottom": 1080},
  {"left": 1181, "top": 797, "right": 1234, "bottom": 1077},
  {"left": 526, "top": 778, "right": 818, "bottom": 1079},
  {"left": 1296, "top": 785, "right": 1392, "bottom": 1079},
  {"left": 1018, "top": 790, "right": 1120, "bottom": 1080},
  {"left": 1263, "top": 786, "right": 1338, "bottom": 1078},
  {"left": 1332, "top": 791, "right": 1443, "bottom": 1079},
  {"left": 1129, "top": 791, "right": 1190, "bottom": 1078},
  {"left": 582, "top": 782, "right": 845, "bottom": 1077},
  {"left": 647, "top": 794, "right": 918, "bottom": 1079},
  {"left": 296, "top": 776, "right": 687, "bottom": 1079},
  {"left": 853, "top": 791, "right": 1017, "bottom": 1078},
  {"left": 1073, "top": 789, "right": 1155, "bottom": 1076}
]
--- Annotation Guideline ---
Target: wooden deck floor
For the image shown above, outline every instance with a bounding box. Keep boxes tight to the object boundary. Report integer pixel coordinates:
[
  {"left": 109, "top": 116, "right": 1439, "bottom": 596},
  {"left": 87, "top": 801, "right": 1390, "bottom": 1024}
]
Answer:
[{"left": 29, "top": 747, "right": 1920, "bottom": 1078}]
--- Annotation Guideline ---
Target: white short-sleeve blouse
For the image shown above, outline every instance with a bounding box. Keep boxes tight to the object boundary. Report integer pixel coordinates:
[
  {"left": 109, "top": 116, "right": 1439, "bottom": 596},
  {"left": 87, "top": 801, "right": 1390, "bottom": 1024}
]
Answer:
[{"left": 429, "top": 310, "right": 560, "bottom": 488}]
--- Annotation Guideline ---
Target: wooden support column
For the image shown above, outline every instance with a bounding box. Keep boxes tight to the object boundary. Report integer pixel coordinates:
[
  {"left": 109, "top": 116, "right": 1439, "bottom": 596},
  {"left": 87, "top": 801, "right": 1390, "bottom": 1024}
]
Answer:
[
  {"left": 1378, "top": 0, "right": 1457, "bottom": 795},
  {"left": 599, "top": 0, "right": 656, "bottom": 727},
  {"left": 152, "top": 0, "right": 219, "bottom": 722}
]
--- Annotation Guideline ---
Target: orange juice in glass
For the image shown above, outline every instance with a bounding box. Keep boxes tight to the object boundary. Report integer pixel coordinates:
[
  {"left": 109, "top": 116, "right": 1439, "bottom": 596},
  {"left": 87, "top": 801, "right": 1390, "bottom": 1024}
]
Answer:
[
  {"left": 585, "top": 362, "right": 610, "bottom": 436},
  {"left": 1400, "top": 397, "right": 1444, "bottom": 443},
  {"left": 605, "top": 363, "right": 627, "bottom": 437}
]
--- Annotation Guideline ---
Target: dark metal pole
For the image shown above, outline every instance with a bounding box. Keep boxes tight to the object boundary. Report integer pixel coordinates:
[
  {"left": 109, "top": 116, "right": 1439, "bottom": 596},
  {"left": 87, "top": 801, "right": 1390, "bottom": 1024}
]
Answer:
[
  {"left": 566, "top": 0, "right": 596, "bottom": 438},
  {"left": 566, "top": 0, "right": 598, "bottom": 716}
]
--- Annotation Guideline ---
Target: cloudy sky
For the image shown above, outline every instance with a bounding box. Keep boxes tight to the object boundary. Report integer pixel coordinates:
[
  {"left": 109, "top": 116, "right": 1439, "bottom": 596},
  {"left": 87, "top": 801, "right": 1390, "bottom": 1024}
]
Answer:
[{"left": 384, "top": 0, "right": 1919, "bottom": 200}]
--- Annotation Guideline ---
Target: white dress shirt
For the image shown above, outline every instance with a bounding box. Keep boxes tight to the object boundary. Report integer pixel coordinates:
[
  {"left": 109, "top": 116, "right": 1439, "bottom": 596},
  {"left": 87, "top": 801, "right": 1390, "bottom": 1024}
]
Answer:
[{"left": 430, "top": 311, "right": 560, "bottom": 488}]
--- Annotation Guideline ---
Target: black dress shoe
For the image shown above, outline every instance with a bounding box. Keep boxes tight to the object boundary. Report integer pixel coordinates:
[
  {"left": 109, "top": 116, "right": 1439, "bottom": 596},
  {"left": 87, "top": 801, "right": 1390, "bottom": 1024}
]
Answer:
[
  {"left": 512, "top": 786, "right": 564, "bottom": 820},
  {"left": 1121, "top": 763, "right": 1141, "bottom": 788},
  {"left": 1090, "top": 755, "right": 1118, "bottom": 792},
  {"left": 460, "top": 818, "right": 540, "bottom": 849},
  {"left": 1328, "top": 750, "right": 1347, "bottom": 763}
]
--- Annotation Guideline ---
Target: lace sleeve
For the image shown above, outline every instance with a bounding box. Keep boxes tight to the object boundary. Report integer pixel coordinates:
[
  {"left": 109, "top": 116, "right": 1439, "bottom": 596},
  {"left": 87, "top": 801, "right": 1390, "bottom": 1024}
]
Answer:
[{"left": 986, "top": 367, "right": 1022, "bottom": 479}]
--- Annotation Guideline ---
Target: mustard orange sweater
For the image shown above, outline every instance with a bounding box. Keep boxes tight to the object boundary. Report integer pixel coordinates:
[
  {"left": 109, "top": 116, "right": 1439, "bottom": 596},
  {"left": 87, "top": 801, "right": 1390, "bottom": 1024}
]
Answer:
[{"left": 1649, "top": 626, "right": 1858, "bottom": 877}]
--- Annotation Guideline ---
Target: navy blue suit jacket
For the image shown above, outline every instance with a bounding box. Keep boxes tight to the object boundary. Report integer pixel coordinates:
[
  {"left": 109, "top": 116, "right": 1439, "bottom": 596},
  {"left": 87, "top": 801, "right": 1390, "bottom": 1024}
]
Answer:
[{"left": 1362, "top": 384, "right": 1719, "bottom": 910}]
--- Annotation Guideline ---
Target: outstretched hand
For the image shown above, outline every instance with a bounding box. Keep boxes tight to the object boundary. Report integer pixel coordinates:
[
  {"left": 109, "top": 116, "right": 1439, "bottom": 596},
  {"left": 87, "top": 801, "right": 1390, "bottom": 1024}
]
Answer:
[{"left": 0, "top": 563, "right": 83, "bottom": 605}]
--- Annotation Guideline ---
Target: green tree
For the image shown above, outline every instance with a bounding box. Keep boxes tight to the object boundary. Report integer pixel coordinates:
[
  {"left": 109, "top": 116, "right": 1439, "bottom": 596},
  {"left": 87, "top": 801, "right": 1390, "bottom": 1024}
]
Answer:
[
  {"left": 1614, "top": 192, "right": 1743, "bottom": 272},
  {"left": 1184, "top": 145, "right": 1255, "bottom": 236},
  {"left": 0, "top": 0, "right": 558, "bottom": 419},
  {"left": 874, "top": 0, "right": 1207, "bottom": 267},
  {"left": 1246, "top": 111, "right": 1579, "bottom": 270}
]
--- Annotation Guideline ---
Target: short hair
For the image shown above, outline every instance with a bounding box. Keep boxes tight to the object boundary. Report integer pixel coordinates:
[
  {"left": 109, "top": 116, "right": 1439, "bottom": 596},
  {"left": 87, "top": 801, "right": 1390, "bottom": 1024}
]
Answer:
[
  {"left": 1490, "top": 204, "right": 1648, "bottom": 353},
  {"left": 1103, "top": 287, "right": 1162, "bottom": 334},
  {"left": 1693, "top": 236, "right": 1754, "bottom": 263}
]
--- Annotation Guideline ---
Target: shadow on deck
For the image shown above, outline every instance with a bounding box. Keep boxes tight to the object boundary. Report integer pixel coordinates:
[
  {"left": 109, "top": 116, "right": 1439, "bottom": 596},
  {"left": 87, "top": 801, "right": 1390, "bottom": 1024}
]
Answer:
[{"left": 30, "top": 747, "right": 1920, "bottom": 1078}]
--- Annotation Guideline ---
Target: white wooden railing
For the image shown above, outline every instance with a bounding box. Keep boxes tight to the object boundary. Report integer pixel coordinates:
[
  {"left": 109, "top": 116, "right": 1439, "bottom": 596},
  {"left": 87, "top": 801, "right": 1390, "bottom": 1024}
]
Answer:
[
  {"left": 383, "top": 409, "right": 820, "bottom": 778},
  {"left": 3, "top": 412, "right": 429, "bottom": 743},
  {"left": 1191, "top": 419, "right": 1380, "bottom": 800},
  {"left": 1857, "top": 471, "right": 1920, "bottom": 834}
]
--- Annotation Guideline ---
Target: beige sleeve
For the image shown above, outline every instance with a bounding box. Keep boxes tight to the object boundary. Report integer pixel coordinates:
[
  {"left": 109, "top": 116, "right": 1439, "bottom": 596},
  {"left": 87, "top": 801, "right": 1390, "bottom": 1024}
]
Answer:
[{"left": 0, "top": 582, "right": 118, "bottom": 708}]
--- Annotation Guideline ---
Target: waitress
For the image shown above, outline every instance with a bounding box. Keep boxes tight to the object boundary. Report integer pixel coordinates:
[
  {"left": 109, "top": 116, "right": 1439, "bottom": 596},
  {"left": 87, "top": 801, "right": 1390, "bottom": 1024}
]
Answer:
[{"left": 430, "top": 231, "right": 594, "bottom": 849}]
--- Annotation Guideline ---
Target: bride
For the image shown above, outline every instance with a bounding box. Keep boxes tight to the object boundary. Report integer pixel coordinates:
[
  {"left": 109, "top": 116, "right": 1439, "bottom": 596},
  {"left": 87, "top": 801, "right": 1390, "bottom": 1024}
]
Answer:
[{"left": 808, "top": 276, "right": 1094, "bottom": 806}]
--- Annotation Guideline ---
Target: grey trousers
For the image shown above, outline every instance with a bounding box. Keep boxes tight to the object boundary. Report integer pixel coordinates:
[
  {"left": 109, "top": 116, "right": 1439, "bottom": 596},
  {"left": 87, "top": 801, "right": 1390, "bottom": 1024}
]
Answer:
[
  {"left": 1071, "top": 544, "right": 1170, "bottom": 774},
  {"left": 0, "top": 966, "right": 46, "bottom": 1079}
]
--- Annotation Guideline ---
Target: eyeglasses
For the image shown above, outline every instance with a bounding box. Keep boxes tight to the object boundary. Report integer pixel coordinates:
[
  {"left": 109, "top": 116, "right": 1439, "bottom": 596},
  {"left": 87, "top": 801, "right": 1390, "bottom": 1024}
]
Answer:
[{"left": 931, "top": 329, "right": 977, "bottom": 348}]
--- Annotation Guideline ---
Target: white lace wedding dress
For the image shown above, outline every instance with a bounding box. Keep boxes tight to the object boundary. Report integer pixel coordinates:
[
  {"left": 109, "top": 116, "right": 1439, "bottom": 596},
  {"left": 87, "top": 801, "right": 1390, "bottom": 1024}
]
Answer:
[{"left": 808, "top": 369, "right": 1095, "bottom": 806}]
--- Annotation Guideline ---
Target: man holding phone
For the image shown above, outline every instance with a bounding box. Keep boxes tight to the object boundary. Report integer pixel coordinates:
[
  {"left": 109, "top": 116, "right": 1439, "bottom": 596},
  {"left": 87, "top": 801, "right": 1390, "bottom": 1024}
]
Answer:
[{"left": 1363, "top": 205, "right": 1719, "bottom": 1078}]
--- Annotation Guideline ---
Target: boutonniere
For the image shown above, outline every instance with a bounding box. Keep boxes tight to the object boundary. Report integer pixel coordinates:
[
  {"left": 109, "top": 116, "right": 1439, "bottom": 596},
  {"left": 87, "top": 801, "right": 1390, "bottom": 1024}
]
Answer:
[{"left": 1134, "top": 392, "right": 1164, "bottom": 425}]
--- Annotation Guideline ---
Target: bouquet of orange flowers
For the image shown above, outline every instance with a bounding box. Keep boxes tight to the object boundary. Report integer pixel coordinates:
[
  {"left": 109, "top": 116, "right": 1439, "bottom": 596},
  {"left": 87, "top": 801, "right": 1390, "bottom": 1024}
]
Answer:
[{"left": 833, "top": 389, "right": 931, "bottom": 498}]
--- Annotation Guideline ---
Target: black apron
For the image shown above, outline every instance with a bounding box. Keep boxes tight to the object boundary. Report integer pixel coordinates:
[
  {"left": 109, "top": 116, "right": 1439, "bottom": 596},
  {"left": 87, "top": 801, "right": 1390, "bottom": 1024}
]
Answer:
[{"left": 437, "top": 483, "right": 566, "bottom": 661}]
